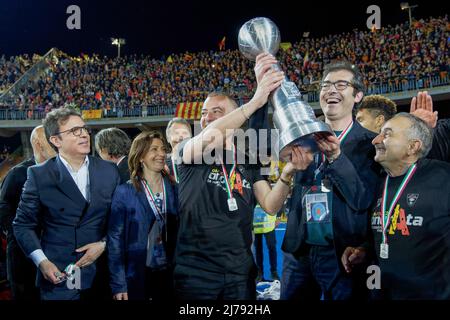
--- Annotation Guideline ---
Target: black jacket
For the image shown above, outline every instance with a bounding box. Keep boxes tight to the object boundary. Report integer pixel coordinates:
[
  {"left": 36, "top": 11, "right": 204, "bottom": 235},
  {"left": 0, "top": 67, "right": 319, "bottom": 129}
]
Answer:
[
  {"left": 282, "top": 121, "right": 383, "bottom": 265},
  {"left": 117, "top": 156, "right": 130, "bottom": 184},
  {"left": 428, "top": 119, "right": 450, "bottom": 163},
  {"left": 0, "top": 157, "right": 36, "bottom": 240}
]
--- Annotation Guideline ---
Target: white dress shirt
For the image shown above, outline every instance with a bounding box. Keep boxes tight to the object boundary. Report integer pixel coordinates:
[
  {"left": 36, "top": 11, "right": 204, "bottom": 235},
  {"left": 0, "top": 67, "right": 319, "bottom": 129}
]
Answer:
[
  {"left": 116, "top": 155, "right": 126, "bottom": 167},
  {"left": 58, "top": 155, "right": 90, "bottom": 201}
]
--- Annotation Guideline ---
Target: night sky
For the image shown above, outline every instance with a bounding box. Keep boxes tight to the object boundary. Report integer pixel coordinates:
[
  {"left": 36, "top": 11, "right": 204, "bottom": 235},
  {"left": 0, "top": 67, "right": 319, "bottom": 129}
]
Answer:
[{"left": 0, "top": 0, "right": 447, "bottom": 58}]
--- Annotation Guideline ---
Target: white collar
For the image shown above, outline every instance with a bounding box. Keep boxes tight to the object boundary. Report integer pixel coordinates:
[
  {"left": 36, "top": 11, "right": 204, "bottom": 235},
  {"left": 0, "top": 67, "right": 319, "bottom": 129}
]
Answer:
[
  {"left": 117, "top": 155, "right": 126, "bottom": 166},
  {"left": 59, "top": 154, "right": 89, "bottom": 172}
]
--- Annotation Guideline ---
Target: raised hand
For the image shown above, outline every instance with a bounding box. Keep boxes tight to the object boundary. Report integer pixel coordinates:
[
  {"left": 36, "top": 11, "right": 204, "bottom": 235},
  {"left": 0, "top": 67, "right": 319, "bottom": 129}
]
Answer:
[{"left": 410, "top": 91, "right": 437, "bottom": 128}]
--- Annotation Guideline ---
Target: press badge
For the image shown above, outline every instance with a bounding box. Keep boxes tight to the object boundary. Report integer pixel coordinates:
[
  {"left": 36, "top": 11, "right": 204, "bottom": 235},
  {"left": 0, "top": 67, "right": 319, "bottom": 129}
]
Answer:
[
  {"left": 380, "top": 243, "right": 389, "bottom": 259},
  {"left": 227, "top": 198, "right": 238, "bottom": 211},
  {"left": 303, "top": 185, "right": 332, "bottom": 223}
]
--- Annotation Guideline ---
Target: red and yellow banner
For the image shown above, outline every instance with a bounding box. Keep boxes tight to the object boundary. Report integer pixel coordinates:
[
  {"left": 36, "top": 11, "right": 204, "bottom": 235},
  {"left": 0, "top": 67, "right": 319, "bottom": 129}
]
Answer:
[
  {"left": 175, "top": 102, "right": 203, "bottom": 120},
  {"left": 82, "top": 109, "right": 102, "bottom": 120}
]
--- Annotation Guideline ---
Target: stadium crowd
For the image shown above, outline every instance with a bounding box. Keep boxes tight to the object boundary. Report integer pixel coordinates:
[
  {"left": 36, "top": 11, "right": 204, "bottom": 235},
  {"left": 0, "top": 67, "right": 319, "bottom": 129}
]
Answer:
[{"left": 0, "top": 16, "right": 448, "bottom": 117}]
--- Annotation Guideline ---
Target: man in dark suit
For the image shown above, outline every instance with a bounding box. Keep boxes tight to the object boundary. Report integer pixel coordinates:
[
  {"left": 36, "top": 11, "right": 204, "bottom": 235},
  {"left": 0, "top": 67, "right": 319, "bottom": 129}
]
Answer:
[
  {"left": 13, "top": 108, "right": 120, "bottom": 300},
  {"left": 95, "top": 128, "right": 131, "bottom": 184},
  {"left": 263, "top": 59, "right": 382, "bottom": 300},
  {"left": 0, "top": 125, "right": 56, "bottom": 300}
]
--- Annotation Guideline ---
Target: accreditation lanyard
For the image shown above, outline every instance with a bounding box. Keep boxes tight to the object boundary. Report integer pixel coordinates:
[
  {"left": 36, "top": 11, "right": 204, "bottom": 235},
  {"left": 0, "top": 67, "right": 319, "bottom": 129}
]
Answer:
[
  {"left": 379, "top": 163, "right": 417, "bottom": 259},
  {"left": 219, "top": 144, "right": 238, "bottom": 212},
  {"left": 142, "top": 178, "right": 167, "bottom": 230},
  {"left": 171, "top": 157, "right": 179, "bottom": 183},
  {"left": 317, "top": 121, "right": 354, "bottom": 173}
]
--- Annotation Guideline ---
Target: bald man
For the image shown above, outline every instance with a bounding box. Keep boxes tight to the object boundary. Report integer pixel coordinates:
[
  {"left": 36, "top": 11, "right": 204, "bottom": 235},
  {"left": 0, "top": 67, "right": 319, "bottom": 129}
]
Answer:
[{"left": 0, "top": 125, "right": 56, "bottom": 300}]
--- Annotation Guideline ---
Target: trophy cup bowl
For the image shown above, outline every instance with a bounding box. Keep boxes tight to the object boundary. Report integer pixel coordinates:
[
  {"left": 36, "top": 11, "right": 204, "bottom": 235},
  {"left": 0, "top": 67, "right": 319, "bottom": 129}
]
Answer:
[{"left": 238, "top": 17, "right": 333, "bottom": 161}]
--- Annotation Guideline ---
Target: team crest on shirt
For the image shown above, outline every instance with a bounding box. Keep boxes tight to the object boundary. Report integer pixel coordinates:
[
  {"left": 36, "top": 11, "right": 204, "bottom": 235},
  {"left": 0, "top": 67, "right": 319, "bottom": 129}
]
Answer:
[
  {"left": 207, "top": 168, "right": 251, "bottom": 195},
  {"left": 406, "top": 194, "right": 419, "bottom": 207}
]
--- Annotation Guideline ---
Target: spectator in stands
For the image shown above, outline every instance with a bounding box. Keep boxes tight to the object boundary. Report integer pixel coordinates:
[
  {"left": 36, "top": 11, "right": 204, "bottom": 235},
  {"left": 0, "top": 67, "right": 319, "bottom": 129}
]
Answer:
[
  {"left": 0, "top": 125, "right": 56, "bottom": 300},
  {"left": 0, "top": 16, "right": 448, "bottom": 119},
  {"left": 95, "top": 128, "right": 131, "bottom": 184},
  {"left": 107, "top": 131, "right": 178, "bottom": 300},
  {"left": 355, "top": 95, "right": 397, "bottom": 133}
]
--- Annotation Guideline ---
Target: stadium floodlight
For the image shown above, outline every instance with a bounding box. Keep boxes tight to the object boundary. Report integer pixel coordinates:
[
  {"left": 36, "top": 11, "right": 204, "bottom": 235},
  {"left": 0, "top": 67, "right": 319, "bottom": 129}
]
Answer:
[
  {"left": 400, "top": 2, "right": 418, "bottom": 27},
  {"left": 111, "top": 38, "right": 126, "bottom": 58}
]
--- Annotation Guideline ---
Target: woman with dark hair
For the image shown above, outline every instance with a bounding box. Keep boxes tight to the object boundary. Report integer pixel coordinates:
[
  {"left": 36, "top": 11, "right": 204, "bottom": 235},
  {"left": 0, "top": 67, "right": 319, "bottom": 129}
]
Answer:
[{"left": 107, "top": 131, "right": 178, "bottom": 300}]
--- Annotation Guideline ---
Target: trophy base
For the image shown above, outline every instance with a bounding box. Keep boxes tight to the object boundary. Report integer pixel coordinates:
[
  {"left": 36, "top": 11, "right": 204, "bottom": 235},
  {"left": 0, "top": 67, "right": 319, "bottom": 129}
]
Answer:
[{"left": 277, "top": 121, "right": 333, "bottom": 162}]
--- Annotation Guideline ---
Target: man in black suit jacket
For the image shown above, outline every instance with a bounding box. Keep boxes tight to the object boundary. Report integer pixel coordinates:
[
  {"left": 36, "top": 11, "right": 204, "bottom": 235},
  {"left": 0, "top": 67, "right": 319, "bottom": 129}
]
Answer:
[
  {"left": 0, "top": 125, "right": 56, "bottom": 300},
  {"left": 95, "top": 128, "right": 131, "bottom": 184},
  {"left": 13, "top": 108, "right": 120, "bottom": 300}
]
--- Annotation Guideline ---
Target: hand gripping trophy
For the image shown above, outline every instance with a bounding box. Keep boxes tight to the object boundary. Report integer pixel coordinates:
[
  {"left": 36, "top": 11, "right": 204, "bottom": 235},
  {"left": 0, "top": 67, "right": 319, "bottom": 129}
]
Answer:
[{"left": 238, "top": 17, "right": 332, "bottom": 161}]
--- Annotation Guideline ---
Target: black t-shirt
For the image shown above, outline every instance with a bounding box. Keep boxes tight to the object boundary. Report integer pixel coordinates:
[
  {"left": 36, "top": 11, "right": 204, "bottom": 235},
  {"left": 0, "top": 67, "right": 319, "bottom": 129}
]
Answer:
[
  {"left": 371, "top": 158, "right": 450, "bottom": 299},
  {"left": 175, "top": 143, "right": 266, "bottom": 275}
]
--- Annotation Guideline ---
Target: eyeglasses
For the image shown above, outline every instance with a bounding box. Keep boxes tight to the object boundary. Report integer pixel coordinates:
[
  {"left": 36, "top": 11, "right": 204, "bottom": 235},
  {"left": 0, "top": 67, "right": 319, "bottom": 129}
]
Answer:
[
  {"left": 55, "top": 126, "right": 91, "bottom": 137},
  {"left": 320, "top": 80, "right": 354, "bottom": 91}
]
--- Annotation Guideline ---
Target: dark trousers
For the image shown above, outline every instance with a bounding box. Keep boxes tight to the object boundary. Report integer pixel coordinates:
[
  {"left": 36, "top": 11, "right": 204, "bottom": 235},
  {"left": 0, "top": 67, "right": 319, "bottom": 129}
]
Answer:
[
  {"left": 145, "top": 267, "right": 173, "bottom": 300},
  {"left": 6, "top": 240, "right": 39, "bottom": 300},
  {"left": 254, "top": 230, "right": 277, "bottom": 273},
  {"left": 40, "top": 256, "right": 108, "bottom": 300},
  {"left": 174, "top": 264, "right": 256, "bottom": 300},
  {"left": 40, "top": 284, "right": 95, "bottom": 300},
  {"left": 89, "top": 254, "right": 111, "bottom": 300},
  {"left": 280, "top": 246, "right": 357, "bottom": 300}
]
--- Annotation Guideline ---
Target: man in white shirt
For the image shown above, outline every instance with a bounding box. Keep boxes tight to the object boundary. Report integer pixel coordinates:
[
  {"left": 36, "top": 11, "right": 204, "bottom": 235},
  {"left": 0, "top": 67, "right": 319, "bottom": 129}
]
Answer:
[{"left": 13, "top": 107, "right": 120, "bottom": 300}]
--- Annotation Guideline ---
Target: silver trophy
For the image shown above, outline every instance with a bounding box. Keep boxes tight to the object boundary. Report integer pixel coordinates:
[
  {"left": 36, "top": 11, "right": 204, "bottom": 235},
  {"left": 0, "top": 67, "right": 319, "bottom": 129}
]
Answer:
[{"left": 238, "top": 17, "right": 332, "bottom": 161}]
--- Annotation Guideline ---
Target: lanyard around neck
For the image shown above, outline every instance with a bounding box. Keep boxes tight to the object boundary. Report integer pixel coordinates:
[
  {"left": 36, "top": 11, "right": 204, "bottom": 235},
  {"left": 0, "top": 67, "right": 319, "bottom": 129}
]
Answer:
[
  {"left": 142, "top": 177, "right": 167, "bottom": 224},
  {"left": 380, "top": 163, "right": 417, "bottom": 244},
  {"left": 219, "top": 144, "right": 237, "bottom": 200}
]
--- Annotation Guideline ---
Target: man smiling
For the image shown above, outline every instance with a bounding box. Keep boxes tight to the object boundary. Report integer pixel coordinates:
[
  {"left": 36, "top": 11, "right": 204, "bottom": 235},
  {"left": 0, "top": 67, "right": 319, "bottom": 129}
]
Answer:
[
  {"left": 342, "top": 113, "right": 450, "bottom": 300},
  {"left": 280, "top": 60, "right": 381, "bottom": 300},
  {"left": 13, "top": 107, "right": 120, "bottom": 300}
]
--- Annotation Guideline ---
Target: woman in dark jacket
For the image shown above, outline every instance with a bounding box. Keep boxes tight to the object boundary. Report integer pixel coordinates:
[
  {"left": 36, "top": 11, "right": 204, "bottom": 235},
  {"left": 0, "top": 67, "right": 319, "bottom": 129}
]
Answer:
[{"left": 107, "top": 131, "right": 178, "bottom": 300}]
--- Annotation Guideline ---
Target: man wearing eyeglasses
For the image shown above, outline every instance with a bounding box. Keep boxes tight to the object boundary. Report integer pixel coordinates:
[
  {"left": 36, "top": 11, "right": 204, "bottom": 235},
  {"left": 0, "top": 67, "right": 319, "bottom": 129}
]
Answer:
[
  {"left": 262, "top": 59, "right": 382, "bottom": 300},
  {"left": 13, "top": 107, "right": 120, "bottom": 300}
]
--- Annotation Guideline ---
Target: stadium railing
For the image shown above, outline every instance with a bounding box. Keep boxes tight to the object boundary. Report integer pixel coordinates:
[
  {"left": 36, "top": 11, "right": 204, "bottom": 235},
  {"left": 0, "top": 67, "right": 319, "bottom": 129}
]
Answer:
[{"left": 0, "top": 74, "right": 448, "bottom": 121}]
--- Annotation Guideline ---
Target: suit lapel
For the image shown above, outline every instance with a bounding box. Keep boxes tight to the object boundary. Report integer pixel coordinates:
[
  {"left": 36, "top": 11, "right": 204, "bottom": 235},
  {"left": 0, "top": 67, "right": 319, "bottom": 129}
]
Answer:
[
  {"left": 163, "top": 177, "right": 176, "bottom": 214},
  {"left": 87, "top": 156, "right": 96, "bottom": 205},
  {"left": 136, "top": 185, "right": 153, "bottom": 226},
  {"left": 55, "top": 156, "right": 88, "bottom": 208}
]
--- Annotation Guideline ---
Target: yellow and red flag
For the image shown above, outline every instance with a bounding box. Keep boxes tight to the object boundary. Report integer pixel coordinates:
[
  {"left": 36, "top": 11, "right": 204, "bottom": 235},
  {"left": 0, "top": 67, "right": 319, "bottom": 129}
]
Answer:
[{"left": 175, "top": 101, "right": 204, "bottom": 120}]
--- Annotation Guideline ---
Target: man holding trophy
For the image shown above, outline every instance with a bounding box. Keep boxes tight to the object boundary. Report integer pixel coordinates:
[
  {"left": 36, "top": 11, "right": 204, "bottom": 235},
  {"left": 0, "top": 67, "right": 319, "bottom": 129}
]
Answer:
[
  {"left": 172, "top": 65, "right": 308, "bottom": 300},
  {"left": 238, "top": 17, "right": 381, "bottom": 300}
]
